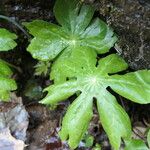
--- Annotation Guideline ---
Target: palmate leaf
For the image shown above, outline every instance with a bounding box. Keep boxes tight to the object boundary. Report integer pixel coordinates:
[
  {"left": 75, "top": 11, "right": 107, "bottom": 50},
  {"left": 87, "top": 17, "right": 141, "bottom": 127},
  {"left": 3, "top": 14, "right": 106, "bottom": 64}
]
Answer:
[
  {"left": 40, "top": 48, "right": 150, "bottom": 149},
  {"left": 0, "top": 59, "right": 13, "bottom": 77},
  {"left": 0, "top": 28, "right": 17, "bottom": 51},
  {"left": 0, "top": 29, "right": 17, "bottom": 101},
  {"left": 23, "top": 0, "right": 117, "bottom": 61}
]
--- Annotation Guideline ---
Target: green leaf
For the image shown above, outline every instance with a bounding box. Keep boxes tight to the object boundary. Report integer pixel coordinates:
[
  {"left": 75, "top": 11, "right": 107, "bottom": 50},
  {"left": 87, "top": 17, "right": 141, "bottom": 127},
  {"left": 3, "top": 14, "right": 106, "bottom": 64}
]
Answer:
[
  {"left": 51, "top": 46, "right": 97, "bottom": 83},
  {"left": 0, "top": 60, "right": 17, "bottom": 101},
  {"left": 0, "top": 28, "right": 17, "bottom": 51},
  {"left": 124, "top": 139, "right": 149, "bottom": 150},
  {"left": 0, "top": 59, "right": 13, "bottom": 77},
  {"left": 59, "top": 92, "right": 93, "bottom": 149},
  {"left": 97, "top": 90, "right": 131, "bottom": 150},
  {"left": 0, "top": 61, "right": 17, "bottom": 101},
  {"left": 54, "top": 0, "right": 94, "bottom": 34},
  {"left": 148, "top": 129, "right": 150, "bottom": 148},
  {"left": 83, "top": 134, "right": 94, "bottom": 147},
  {"left": 23, "top": 20, "right": 69, "bottom": 61},
  {"left": 0, "top": 28, "right": 17, "bottom": 101},
  {"left": 24, "top": 0, "right": 117, "bottom": 61},
  {"left": 41, "top": 52, "right": 149, "bottom": 149},
  {"left": 0, "top": 77, "right": 17, "bottom": 101},
  {"left": 41, "top": 50, "right": 150, "bottom": 149}
]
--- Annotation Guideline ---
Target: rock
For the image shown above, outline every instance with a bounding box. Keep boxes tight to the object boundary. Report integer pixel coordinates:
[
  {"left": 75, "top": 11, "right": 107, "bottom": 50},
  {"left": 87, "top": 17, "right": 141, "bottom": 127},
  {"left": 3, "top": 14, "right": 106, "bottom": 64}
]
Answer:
[{"left": 97, "top": 0, "right": 150, "bottom": 69}]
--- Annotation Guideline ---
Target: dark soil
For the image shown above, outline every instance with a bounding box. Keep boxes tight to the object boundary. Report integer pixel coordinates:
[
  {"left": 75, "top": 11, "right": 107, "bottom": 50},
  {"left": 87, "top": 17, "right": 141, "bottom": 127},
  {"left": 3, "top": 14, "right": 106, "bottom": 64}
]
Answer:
[{"left": 96, "top": 0, "right": 150, "bottom": 70}]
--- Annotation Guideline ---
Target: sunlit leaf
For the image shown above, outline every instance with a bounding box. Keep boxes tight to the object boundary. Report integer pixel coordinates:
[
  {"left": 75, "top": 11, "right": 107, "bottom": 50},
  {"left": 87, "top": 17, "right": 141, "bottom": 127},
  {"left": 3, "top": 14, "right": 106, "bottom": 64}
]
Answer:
[
  {"left": 24, "top": 0, "right": 117, "bottom": 61},
  {"left": 43, "top": 50, "right": 150, "bottom": 149},
  {"left": 148, "top": 129, "right": 150, "bottom": 148},
  {"left": 0, "top": 28, "right": 17, "bottom": 51}
]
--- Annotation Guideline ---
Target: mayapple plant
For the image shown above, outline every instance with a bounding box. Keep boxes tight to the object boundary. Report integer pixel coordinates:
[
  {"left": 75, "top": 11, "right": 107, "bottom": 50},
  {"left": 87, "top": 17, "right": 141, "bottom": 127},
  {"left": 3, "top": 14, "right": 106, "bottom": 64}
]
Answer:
[
  {"left": 125, "top": 129, "right": 150, "bottom": 150},
  {"left": 24, "top": 0, "right": 150, "bottom": 149},
  {"left": 0, "top": 28, "right": 17, "bottom": 101}
]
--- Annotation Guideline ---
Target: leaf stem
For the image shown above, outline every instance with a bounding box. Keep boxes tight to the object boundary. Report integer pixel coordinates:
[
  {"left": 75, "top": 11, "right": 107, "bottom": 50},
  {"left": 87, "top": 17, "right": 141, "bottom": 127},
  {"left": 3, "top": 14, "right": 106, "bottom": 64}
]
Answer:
[{"left": 0, "top": 15, "right": 31, "bottom": 39}]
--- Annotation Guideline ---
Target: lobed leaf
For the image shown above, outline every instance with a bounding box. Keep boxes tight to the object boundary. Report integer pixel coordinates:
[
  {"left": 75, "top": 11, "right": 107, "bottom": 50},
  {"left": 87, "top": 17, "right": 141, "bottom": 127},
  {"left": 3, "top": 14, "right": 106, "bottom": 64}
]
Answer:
[
  {"left": 0, "top": 59, "right": 13, "bottom": 77},
  {"left": 24, "top": 0, "right": 117, "bottom": 62},
  {"left": 59, "top": 93, "right": 93, "bottom": 149},
  {"left": 25, "top": 0, "right": 150, "bottom": 149},
  {"left": 41, "top": 51, "right": 150, "bottom": 149},
  {"left": 23, "top": 20, "right": 68, "bottom": 61},
  {"left": 110, "top": 70, "right": 150, "bottom": 104},
  {"left": 97, "top": 90, "right": 131, "bottom": 150},
  {"left": 0, "top": 28, "right": 17, "bottom": 51},
  {"left": 51, "top": 46, "right": 97, "bottom": 83},
  {"left": 54, "top": 0, "right": 81, "bottom": 33},
  {"left": 0, "top": 29, "right": 17, "bottom": 101}
]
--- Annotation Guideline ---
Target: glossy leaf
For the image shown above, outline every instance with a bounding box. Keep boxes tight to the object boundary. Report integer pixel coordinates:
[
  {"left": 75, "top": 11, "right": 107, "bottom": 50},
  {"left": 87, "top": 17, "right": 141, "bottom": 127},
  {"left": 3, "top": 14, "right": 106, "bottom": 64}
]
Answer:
[
  {"left": 51, "top": 46, "right": 97, "bottom": 83},
  {"left": 124, "top": 139, "right": 149, "bottom": 150},
  {"left": 0, "top": 28, "right": 17, "bottom": 51},
  {"left": 97, "top": 91, "right": 131, "bottom": 150},
  {"left": 24, "top": 0, "right": 117, "bottom": 61},
  {"left": 110, "top": 70, "right": 150, "bottom": 104},
  {"left": 41, "top": 50, "right": 150, "bottom": 149},
  {"left": 54, "top": 0, "right": 94, "bottom": 34}
]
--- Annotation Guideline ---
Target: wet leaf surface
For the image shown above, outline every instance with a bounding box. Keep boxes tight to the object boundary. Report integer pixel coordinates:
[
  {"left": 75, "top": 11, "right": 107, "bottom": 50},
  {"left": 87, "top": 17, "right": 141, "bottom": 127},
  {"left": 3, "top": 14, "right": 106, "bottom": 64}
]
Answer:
[{"left": 0, "top": 0, "right": 149, "bottom": 149}]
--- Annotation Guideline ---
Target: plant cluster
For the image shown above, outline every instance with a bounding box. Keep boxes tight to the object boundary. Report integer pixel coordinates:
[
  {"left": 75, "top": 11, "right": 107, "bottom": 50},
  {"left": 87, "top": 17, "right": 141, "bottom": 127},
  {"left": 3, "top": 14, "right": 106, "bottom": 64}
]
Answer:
[
  {"left": 0, "top": 0, "right": 150, "bottom": 149},
  {"left": 23, "top": 0, "right": 150, "bottom": 149},
  {"left": 0, "top": 28, "right": 17, "bottom": 101},
  {"left": 125, "top": 131, "right": 150, "bottom": 150}
]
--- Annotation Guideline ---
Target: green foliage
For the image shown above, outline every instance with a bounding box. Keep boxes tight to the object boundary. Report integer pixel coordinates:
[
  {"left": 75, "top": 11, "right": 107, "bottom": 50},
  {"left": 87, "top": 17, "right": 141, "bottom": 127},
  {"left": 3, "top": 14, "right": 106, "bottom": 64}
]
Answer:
[
  {"left": 34, "top": 61, "right": 51, "bottom": 76},
  {"left": 125, "top": 130, "right": 150, "bottom": 149},
  {"left": 83, "top": 133, "right": 94, "bottom": 148},
  {"left": 0, "top": 28, "right": 17, "bottom": 51},
  {"left": 40, "top": 50, "right": 150, "bottom": 149},
  {"left": 0, "top": 1, "right": 149, "bottom": 149},
  {"left": 0, "top": 59, "right": 17, "bottom": 101},
  {"left": 24, "top": 0, "right": 150, "bottom": 149},
  {"left": 93, "top": 144, "right": 101, "bottom": 150},
  {"left": 0, "top": 28, "right": 17, "bottom": 101},
  {"left": 23, "top": 0, "right": 117, "bottom": 62},
  {"left": 124, "top": 139, "right": 149, "bottom": 150}
]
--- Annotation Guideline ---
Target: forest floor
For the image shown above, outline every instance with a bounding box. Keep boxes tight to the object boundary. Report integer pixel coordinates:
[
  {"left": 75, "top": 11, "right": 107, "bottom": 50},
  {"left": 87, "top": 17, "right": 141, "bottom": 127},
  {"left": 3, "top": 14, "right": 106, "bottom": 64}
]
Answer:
[{"left": 0, "top": 0, "right": 150, "bottom": 149}]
